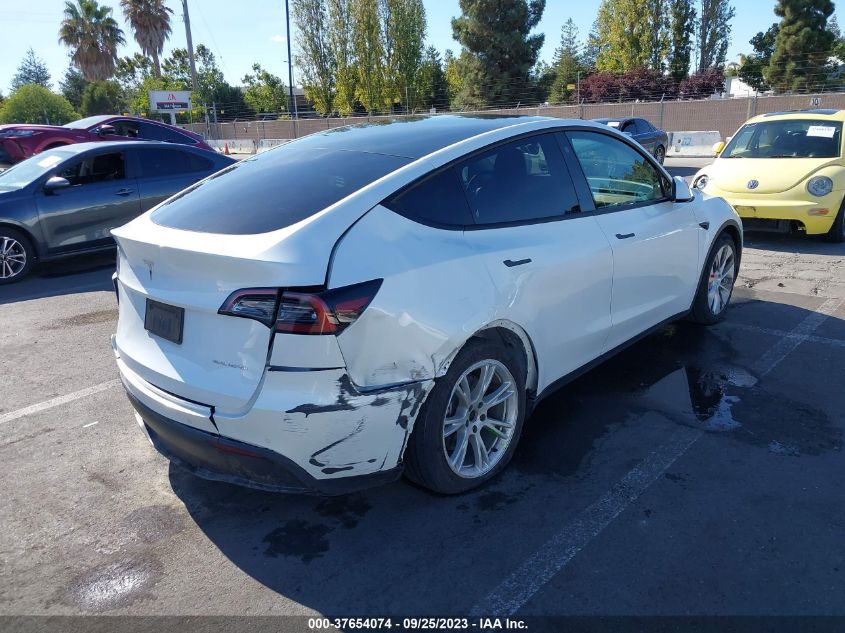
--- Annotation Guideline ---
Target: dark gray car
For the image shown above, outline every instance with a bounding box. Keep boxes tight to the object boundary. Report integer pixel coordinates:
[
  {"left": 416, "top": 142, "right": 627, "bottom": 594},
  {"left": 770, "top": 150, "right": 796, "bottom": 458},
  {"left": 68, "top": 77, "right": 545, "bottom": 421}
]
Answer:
[
  {"left": 0, "top": 141, "right": 235, "bottom": 283},
  {"left": 593, "top": 117, "right": 669, "bottom": 164}
]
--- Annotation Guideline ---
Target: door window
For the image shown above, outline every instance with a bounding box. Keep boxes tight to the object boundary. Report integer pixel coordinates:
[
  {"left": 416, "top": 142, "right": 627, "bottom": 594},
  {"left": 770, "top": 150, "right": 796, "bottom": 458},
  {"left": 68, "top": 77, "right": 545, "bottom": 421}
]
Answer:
[
  {"left": 137, "top": 148, "right": 204, "bottom": 178},
  {"left": 621, "top": 120, "right": 639, "bottom": 135},
  {"left": 456, "top": 134, "right": 580, "bottom": 225},
  {"left": 58, "top": 152, "right": 126, "bottom": 186},
  {"left": 566, "top": 131, "right": 669, "bottom": 208},
  {"left": 108, "top": 120, "right": 141, "bottom": 138},
  {"left": 140, "top": 122, "right": 193, "bottom": 144}
]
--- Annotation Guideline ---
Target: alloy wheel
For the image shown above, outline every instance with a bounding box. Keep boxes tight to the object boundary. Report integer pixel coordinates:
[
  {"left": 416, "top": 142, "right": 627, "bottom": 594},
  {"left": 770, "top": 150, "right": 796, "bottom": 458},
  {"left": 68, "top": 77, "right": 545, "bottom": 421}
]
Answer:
[
  {"left": 0, "top": 236, "right": 27, "bottom": 280},
  {"left": 442, "top": 359, "right": 519, "bottom": 479},
  {"left": 707, "top": 243, "right": 735, "bottom": 315}
]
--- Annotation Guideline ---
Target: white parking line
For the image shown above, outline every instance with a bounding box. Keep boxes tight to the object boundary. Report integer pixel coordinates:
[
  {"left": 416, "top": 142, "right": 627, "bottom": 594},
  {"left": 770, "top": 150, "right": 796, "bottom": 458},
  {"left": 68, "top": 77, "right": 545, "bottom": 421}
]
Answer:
[
  {"left": 720, "top": 322, "right": 845, "bottom": 350},
  {"left": 470, "top": 298, "right": 843, "bottom": 618},
  {"left": 0, "top": 379, "right": 121, "bottom": 426}
]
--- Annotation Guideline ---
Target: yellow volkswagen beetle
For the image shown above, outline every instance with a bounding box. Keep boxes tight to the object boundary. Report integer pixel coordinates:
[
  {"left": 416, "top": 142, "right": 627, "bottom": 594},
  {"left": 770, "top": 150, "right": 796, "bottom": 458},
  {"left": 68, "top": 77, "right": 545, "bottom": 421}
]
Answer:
[{"left": 693, "top": 109, "right": 845, "bottom": 242}]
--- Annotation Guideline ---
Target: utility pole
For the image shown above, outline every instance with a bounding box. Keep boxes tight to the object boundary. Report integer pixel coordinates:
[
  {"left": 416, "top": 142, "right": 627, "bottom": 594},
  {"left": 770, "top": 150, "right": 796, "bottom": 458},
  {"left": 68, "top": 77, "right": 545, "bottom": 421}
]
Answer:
[
  {"left": 181, "top": 0, "right": 199, "bottom": 93},
  {"left": 284, "top": 0, "right": 299, "bottom": 136}
]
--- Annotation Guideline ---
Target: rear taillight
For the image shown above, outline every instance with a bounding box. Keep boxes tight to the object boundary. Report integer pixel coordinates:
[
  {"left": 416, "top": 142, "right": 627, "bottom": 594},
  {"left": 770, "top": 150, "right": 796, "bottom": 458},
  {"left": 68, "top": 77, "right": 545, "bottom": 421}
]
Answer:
[
  {"left": 218, "top": 279, "right": 382, "bottom": 335},
  {"left": 275, "top": 279, "right": 382, "bottom": 335},
  {"left": 218, "top": 288, "right": 279, "bottom": 326}
]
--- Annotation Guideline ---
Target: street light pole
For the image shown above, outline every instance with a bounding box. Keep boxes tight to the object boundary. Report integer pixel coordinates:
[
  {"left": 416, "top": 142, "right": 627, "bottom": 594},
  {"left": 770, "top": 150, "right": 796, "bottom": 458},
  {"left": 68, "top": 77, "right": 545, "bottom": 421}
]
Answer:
[{"left": 284, "top": 0, "right": 299, "bottom": 135}]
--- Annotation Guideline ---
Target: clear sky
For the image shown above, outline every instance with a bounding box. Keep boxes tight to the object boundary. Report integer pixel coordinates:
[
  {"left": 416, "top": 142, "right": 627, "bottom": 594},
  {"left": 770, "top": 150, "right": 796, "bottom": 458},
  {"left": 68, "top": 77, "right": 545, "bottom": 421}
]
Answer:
[{"left": 2, "top": 0, "right": 843, "bottom": 95}]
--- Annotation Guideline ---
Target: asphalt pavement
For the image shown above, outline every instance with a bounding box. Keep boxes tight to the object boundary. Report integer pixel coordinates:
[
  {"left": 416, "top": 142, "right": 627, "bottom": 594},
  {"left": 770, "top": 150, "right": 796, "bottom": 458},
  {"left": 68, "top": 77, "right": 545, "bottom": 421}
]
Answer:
[{"left": 1, "top": 157, "right": 844, "bottom": 627}]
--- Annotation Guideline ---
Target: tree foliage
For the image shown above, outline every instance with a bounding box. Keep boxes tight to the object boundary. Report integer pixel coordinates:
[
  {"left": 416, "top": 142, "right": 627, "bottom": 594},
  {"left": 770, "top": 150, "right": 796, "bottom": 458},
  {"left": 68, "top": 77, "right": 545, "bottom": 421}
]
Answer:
[
  {"left": 242, "top": 64, "right": 288, "bottom": 114},
  {"left": 680, "top": 66, "right": 725, "bottom": 98},
  {"left": 417, "top": 46, "right": 449, "bottom": 111},
  {"left": 80, "top": 79, "right": 125, "bottom": 115},
  {"left": 0, "top": 84, "right": 78, "bottom": 125},
  {"left": 11, "top": 49, "right": 52, "bottom": 92},
  {"left": 766, "top": 0, "right": 835, "bottom": 92},
  {"left": 293, "top": 0, "right": 336, "bottom": 115},
  {"left": 163, "top": 45, "right": 228, "bottom": 105},
  {"left": 451, "top": 0, "right": 545, "bottom": 107},
  {"left": 549, "top": 19, "right": 582, "bottom": 104},
  {"left": 696, "top": 0, "right": 735, "bottom": 71},
  {"left": 738, "top": 24, "right": 778, "bottom": 92},
  {"left": 351, "top": 0, "right": 386, "bottom": 112},
  {"left": 327, "top": 0, "right": 358, "bottom": 115},
  {"left": 667, "top": 0, "right": 696, "bottom": 81},
  {"left": 596, "top": 0, "right": 667, "bottom": 73},
  {"left": 120, "top": 0, "right": 172, "bottom": 78},
  {"left": 59, "top": 0, "right": 126, "bottom": 81},
  {"left": 383, "top": 0, "right": 427, "bottom": 111},
  {"left": 59, "top": 65, "right": 89, "bottom": 109}
]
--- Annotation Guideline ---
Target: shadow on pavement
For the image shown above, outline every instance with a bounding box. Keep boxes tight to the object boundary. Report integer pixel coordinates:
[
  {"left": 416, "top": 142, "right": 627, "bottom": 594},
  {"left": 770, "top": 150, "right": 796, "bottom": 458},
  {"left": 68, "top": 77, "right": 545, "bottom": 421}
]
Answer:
[
  {"left": 743, "top": 231, "right": 845, "bottom": 256},
  {"left": 0, "top": 251, "right": 115, "bottom": 305},
  {"left": 167, "top": 299, "right": 844, "bottom": 615}
]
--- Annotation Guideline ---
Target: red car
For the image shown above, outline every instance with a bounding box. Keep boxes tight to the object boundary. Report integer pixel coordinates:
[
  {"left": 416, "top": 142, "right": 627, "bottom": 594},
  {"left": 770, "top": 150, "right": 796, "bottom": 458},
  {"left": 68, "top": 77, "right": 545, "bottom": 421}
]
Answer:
[{"left": 0, "top": 115, "right": 213, "bottom": 164}]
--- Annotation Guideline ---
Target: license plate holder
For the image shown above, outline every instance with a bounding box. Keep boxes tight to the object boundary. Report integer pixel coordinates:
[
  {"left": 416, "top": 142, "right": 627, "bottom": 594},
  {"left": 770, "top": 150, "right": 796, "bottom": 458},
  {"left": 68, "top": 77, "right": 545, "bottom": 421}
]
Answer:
[{"left": 144, "top": 299, "right": 184, "bottom": 344}]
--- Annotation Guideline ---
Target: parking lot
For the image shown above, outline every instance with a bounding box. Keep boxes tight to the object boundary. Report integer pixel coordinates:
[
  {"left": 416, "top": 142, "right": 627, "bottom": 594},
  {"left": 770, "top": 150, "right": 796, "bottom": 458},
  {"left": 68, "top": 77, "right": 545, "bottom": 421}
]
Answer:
[{"left": 1, "top": 157, "right": 844, "bottom": 623}]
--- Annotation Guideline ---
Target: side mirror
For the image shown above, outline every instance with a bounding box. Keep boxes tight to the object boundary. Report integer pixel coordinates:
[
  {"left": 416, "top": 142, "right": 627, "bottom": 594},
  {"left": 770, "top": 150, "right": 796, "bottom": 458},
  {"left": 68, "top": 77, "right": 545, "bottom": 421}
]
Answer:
[
  {"left": 44, "top": 176, "right": 71, "bottom": 193},
  {"left": 96, "top": 124, "right": 116, "bottom": 136},
  {"left": 673, "top": 176, "right": 695, "bottom": 203},
  {"left": 712, "top": 141, "right": 726, "bottom": 155}
]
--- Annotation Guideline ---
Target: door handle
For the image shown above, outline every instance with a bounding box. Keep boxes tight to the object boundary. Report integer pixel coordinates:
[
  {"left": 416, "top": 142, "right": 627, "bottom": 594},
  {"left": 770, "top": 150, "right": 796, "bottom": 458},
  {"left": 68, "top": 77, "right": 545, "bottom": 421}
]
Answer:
[
  {"left": 504, "top": 258, "right": 532, "bottom": 268},
  {"left": 615, "top": 232, "right": 635, "bottom": 239},
  {"left": 115, "top": 188, "right": 134, "bottom": 196}
]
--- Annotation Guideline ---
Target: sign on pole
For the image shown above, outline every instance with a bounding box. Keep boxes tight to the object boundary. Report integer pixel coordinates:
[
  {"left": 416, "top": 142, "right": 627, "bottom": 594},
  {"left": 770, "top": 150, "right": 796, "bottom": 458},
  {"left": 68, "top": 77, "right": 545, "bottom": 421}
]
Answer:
[{"left": 149, "top": 90, "right": 192, "bottom": 112}]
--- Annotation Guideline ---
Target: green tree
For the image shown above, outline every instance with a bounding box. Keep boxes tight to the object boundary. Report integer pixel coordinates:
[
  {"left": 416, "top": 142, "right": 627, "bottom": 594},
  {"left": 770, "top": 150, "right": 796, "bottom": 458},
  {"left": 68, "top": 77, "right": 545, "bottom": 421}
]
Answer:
[
  {"left": 667, "top": 0, "right": 696, "bottom": 81},
  {"left": 766, "top": 0, "right": 835, "bottom": 92},
  {"left": 582, "top": 20, "right": 603, "bottom": 71},
  {"left": 80, "top": 79, "right": 125, "bottom": 115},
  {"left": 242, "top": 64, "right": 288, "bottom": 114},
  {"left": 293, "top": 0, "right": 336, "bottom": 115},
  {"left": 0, "top": 85, "right": 78, "bottom": 124},
  {"left": 59, "top": 65, "right": 89, "bottom": 109},
  {"left": 416, "top": 46, "right": 448, "bottom": 110},
  {"left": 696, "top": 0, "right": 735, "bottom": 71},
  {"left": 327, "top": 0, "right": 358, "bottom": 115},
  {"left": 443, "top": 49, "right": 465, "bottom": 107},
  {"left": 351, "top": 0, "right": 386, "bottom": 112},
  {"left": 738, "top": 23, "right": 778, "bottom": 92},
  {"left": 549, "top": 19, "right": 582, "bottom": 104},
  {"left": 163, "top": 45, "right": 226, "bottom": 104},
  {"left": 383, "top": 0, "right": 427, "bottom": 111},
  {"left": 596, "top": 0, "right": 665, "bottom": 72},
  {"left": 59, "top": 0, "right": 126, "bottom": 81},
  {"left": 451, "top": 0, "right": 545, "bottom": 107},
  {"left": 11, "top": 49, "right": 52, "bottom": 91},
  {"left": 120, "top": 0, "right": 172, "bottom": 79}
]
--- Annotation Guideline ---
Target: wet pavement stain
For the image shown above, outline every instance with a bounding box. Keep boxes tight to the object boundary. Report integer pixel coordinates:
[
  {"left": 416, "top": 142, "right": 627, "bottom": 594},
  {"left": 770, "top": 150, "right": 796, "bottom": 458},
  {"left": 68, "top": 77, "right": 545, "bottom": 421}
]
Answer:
[
  {"left": 474, "top": 490, "right": 519, "bottom": 512},
  {"left": 313, "top": 494, "right": 372, "bottom": 529},
  {"left": 123, "top": 505, "right": 186, "bottom": 544},
  {"left": 263, "top": 520, "right": 334, "bottom": 563},
  {"left": 48, "top": 308, "right": 118, "bottom": 328},
  {"left": 63, "top": 555, "right": 163, "bottom": 612}
]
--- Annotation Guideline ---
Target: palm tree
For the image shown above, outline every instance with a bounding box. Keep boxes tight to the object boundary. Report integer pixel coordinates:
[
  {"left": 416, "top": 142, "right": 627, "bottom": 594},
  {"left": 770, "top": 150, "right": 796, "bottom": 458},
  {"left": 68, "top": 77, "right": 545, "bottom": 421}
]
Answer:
[
  {"left": 59, "top": 0, "right": 126, "bottom": 81},
  {"left": 120, "top": 0, "right": 173, "bottom": 79}
]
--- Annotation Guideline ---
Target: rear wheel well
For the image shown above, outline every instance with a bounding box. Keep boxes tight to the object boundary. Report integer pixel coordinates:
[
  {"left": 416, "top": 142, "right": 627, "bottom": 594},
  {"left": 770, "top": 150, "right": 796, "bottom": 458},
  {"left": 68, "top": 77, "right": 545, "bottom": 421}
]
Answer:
[{"left": 467, "top": 324, "right": 537, "bottom": 397}]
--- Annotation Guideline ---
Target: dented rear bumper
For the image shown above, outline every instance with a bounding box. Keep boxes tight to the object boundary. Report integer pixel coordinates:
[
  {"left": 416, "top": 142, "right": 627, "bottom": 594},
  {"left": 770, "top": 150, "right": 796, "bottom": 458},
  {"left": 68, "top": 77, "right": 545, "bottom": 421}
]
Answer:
[{"left": 116, "top": 341, "right": 433, "bottom": 493}]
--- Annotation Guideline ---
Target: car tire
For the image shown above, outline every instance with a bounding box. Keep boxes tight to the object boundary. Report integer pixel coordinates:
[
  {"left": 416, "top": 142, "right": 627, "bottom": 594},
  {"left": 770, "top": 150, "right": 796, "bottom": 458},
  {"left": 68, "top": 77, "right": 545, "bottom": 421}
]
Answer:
[
  {"left": 654, "top": 145, "right": 666, "bottom": 165},
  {"left": 824, "top": 201, "right": 845, "bottom": 243},
  {"left": 0, "top": 227, "right": 35, "bottom": 285},
  {"left": 689, "top": 233, "right": 737, "bottom": 325},
  {"left": 404, "top": 338, "right": 527, "bottom": 494}
]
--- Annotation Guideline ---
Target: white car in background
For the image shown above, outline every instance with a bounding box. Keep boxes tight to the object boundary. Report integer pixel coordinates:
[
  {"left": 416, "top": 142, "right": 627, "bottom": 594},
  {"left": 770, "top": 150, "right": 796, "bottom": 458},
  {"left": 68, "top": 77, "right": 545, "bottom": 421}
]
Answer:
[{"left": 112, "top": 115, "right": 741, "bottom": 495}]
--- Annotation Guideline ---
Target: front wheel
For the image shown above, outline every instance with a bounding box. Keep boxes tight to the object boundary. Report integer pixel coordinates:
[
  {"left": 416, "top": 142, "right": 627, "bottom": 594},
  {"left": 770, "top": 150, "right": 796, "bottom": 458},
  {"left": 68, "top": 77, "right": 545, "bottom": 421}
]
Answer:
[
  {"left": 404, "top": 339, "right": 526, "bottom": 494},
  {"left": 825, "top": 202, "right": 845, "bottom": 243},
  {"left": 0, "top": 227, "right": 35, "bottom": 284},
  {"left": 689, "top": 233, "right": 737, "bottom": 325}
]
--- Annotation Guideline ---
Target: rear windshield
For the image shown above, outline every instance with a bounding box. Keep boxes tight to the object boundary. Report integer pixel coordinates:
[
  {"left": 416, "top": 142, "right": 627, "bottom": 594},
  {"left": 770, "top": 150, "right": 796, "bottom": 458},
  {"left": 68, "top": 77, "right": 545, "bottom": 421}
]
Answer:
[
  {"left": 722, "top": 119, "right": 843, "bottom": 159},
  {"left": 151, "top": 145, "right": 409, "bottom": 234}
]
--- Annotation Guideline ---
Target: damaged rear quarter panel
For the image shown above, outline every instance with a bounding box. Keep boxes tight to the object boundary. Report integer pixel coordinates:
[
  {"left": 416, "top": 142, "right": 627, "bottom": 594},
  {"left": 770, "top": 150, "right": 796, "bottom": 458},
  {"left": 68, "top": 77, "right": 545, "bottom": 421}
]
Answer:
[
  {"left": 213, "top": 369, "right": 433, "bottom": 479},
  {"left": 329, "top": 205, "right": 498, "bottom": 388}
]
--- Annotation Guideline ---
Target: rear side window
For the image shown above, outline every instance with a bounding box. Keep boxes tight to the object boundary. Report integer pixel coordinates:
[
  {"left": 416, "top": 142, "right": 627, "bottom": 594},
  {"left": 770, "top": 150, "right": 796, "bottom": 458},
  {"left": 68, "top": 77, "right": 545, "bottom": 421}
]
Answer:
[
  {"left": 137, "top": 148, "right": 198, "bottom": 177},
  {"left": 567, "top": 131, "right": 669, "bottom": 208},
  {"left": 456, "top": 134, "right": 580, "bottom": 225},
  {"left": 152, "top": 146, "right": 409, "bottom": 234},
  {"left": 141, "top": 122, "right": 193, "bottom": 144},
  {"left": 385, "top": 168, "right": 473, "bottom": 227}
]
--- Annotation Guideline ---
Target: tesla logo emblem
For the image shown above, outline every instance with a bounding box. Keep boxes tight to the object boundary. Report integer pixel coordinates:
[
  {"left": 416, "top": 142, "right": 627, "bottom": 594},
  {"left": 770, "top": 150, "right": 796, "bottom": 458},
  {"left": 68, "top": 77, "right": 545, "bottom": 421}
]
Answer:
[
  {"left": 747, "top": 180, "right": 759, "bottom": 190},
  {"left": 142, "top": 259, "right": 154, "bottom": 279}
]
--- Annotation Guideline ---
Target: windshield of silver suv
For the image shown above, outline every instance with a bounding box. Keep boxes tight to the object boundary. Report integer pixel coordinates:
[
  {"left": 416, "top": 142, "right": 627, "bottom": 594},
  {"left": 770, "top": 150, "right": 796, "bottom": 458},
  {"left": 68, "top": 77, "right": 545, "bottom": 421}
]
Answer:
[{"left": 722, "top": 119, "right": 843, "bottom": 159}]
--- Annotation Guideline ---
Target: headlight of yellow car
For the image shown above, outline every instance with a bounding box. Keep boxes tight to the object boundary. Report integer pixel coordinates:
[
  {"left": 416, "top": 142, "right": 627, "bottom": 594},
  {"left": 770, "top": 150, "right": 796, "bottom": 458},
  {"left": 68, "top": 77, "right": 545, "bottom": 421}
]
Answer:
[
  {"left": 693, "top": 174, "right": 708, "bottom": 190},
  {"left": 807, "top": 176, "right": 833, "bottom": 197}
]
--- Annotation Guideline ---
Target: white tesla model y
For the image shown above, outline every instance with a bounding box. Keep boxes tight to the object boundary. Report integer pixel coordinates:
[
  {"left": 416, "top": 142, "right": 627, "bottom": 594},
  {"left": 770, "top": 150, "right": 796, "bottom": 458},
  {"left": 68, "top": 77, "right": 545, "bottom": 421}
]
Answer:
[{"left": 112, "top": 116, "right": 741, "bottom": 495}]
